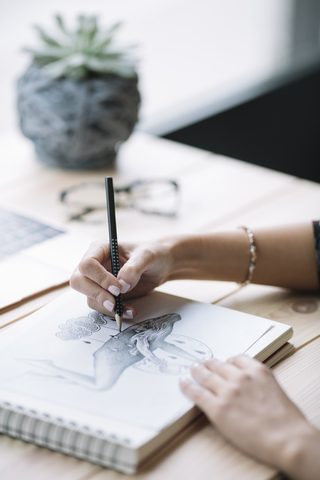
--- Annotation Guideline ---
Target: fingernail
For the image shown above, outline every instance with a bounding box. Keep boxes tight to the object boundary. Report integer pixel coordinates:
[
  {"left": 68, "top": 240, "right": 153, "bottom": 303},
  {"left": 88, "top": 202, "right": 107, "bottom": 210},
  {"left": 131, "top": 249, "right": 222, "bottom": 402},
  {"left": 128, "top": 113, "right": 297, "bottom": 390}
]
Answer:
[
  {"left": 119, "top": 279, "right": 131, "bottom": 294},
  {"left": 180, "top": 376, "right": 191, "bottom": 384},
  {"left": 108, "top": 285, "right": 120, "bottom": 296},
  {"left": 123, "top": 309, "right": 134, "bottom": 319},
  {"left": 103, "top": 300, "right": 114, "bottom": 312},
  {"left": 201, "top": 356, "right": 212, "bottom": 363},
  {"left": 191, "top": 362, "right": 200, "bottom": 369}
]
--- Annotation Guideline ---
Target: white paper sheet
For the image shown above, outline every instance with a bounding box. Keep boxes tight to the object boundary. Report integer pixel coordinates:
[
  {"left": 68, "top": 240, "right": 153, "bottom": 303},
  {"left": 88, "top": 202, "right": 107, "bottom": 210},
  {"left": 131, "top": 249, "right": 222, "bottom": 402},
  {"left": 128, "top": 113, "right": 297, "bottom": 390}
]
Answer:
[{"left": 0, "top": 290, "right": 273, "bottom": 431}]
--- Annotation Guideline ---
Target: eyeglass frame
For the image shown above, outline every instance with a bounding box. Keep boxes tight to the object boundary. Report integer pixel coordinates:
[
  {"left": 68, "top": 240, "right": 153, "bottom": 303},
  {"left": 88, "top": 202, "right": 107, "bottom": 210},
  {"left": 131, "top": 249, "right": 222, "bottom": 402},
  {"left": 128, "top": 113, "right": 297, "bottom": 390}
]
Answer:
[{"left": 60, "top": 178, "right": 180, "bottom": 222}]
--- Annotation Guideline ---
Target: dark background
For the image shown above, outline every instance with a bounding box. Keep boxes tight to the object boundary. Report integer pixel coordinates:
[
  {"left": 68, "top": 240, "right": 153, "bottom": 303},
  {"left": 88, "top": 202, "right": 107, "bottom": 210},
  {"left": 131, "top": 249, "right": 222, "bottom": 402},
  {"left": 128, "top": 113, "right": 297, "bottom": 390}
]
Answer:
[{"left": 163, "top": 0, "right": 320, "bottom": 183}]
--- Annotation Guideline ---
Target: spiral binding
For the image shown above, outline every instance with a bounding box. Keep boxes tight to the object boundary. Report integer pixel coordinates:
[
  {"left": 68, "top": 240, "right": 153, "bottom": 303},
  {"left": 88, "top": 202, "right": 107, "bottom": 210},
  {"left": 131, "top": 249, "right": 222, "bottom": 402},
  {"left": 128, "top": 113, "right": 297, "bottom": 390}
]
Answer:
[{"left": 0, "top": 400, "right": 134, "bottom": 473}]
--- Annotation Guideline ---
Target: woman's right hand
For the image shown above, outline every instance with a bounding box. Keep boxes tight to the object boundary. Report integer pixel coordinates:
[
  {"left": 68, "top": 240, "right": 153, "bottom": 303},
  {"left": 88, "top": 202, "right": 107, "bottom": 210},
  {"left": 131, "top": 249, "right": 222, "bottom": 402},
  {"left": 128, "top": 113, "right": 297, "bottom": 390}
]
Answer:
[{"left": 70, "top": 239, "right": 174, "bottom": 319}]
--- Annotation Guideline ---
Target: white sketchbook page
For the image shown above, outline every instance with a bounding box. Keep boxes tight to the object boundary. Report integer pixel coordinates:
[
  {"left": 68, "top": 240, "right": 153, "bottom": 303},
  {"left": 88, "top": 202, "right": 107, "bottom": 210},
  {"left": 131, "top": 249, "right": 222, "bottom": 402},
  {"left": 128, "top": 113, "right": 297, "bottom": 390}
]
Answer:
[{"left": 0, "top": 290, "right": 274, "bottom": 432}]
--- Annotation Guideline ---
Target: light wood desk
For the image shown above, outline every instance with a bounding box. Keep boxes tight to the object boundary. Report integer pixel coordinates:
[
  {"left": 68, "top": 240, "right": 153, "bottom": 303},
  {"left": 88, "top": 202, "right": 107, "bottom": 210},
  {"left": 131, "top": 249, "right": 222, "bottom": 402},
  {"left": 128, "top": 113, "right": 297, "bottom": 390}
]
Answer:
[{"left": 0, "top": 130, "right": 319, "bottom": 480}]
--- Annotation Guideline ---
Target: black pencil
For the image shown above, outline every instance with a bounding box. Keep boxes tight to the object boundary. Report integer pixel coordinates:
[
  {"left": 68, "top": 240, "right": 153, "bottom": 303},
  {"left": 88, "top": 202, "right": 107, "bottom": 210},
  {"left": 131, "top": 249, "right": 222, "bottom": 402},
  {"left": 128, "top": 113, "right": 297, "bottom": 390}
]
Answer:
[{"left": 105, "top": 177, "right": 123, "bottom": 331}]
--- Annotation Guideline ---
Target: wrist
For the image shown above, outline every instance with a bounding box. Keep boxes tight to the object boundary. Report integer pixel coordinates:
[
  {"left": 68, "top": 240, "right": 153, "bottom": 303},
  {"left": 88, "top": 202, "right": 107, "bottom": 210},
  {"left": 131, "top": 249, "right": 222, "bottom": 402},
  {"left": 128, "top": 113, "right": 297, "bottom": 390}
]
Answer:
[
  {"left": 166, "top": 232, "right": 250, "bottom": 283},
  {"left": 277, "top": 422, "right": 320, "bottom": 480},
  {"left": 165, "top": 235, "right": 202, "bottom": 281}
]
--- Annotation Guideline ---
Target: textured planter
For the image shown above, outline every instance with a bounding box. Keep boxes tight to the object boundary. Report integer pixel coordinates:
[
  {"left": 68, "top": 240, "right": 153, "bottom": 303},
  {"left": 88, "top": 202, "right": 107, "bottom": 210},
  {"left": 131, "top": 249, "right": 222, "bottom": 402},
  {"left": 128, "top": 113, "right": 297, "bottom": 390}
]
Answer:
[{"left": 17, "top": 65, "right": 140, "bottom": 169}]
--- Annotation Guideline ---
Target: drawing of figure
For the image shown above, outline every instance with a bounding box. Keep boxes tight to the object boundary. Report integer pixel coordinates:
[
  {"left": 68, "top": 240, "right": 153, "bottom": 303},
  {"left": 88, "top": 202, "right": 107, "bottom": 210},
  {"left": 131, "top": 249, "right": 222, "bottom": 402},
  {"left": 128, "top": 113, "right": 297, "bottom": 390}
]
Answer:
[{"left": 23, "top": 313, "right": 211, "bottom": 391}]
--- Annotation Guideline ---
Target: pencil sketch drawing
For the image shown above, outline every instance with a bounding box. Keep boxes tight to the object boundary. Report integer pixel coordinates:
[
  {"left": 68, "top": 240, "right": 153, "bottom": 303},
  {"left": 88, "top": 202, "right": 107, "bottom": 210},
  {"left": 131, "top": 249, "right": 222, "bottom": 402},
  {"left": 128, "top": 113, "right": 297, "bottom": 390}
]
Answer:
[
  {"left": 22, "top": 312, "right": 212, "bottom": 391},
  {"left": 55, "top": 311, "right": 110, "bottom": 340}
]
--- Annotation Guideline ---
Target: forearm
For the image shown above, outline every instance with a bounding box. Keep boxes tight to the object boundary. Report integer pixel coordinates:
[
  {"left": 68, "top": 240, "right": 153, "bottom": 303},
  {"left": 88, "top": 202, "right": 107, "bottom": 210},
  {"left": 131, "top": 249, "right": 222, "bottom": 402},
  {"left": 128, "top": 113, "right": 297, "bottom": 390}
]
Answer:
[
  {"left": 167, "top": 223, "right": 319, "bottom": 290},
  {"left": 252, "top": 223, "right": 318, "bottom": 290}
]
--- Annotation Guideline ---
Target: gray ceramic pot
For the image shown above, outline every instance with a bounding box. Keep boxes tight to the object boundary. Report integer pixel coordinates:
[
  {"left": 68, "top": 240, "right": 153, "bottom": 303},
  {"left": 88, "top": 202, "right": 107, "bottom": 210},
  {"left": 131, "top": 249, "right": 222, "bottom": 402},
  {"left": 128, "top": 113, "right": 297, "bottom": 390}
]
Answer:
[{"left": 17, "top": 65, "right": 140, "bottom": 169}]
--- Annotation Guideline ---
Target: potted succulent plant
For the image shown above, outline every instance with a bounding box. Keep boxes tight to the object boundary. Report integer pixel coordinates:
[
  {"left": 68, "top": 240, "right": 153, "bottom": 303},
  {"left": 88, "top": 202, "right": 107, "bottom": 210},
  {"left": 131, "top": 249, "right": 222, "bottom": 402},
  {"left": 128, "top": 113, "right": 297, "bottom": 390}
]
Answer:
[{"left": 17, "top": 15, "right": 140, "bottom": 169}]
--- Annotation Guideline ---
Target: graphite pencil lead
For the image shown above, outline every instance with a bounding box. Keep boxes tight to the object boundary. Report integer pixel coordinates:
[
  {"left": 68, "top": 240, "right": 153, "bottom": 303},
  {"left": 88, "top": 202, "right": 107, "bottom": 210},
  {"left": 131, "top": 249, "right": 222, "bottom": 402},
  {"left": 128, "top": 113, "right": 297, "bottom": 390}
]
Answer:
[{"left": 115, "top": 313, "right": 123, "bottom": 332}]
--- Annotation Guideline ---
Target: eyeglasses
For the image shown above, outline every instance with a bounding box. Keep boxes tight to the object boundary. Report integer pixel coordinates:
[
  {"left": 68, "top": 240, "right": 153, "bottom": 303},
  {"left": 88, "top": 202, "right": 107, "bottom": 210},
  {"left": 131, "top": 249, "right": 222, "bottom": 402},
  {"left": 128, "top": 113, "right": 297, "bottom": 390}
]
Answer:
[{"left": 60, "top": 179, "right": 180, "bottom": 223}]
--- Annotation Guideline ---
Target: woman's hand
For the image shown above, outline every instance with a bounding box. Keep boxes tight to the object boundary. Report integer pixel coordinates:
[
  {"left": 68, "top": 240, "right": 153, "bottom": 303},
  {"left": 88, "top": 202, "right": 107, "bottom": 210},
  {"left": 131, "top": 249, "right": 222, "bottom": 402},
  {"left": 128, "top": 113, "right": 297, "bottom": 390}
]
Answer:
[
  {"left": 70, "top": 239, "right": 173, "bottom": 318},
  {"left": 180, "top": 356, "right": 320, "bottom": 480}
]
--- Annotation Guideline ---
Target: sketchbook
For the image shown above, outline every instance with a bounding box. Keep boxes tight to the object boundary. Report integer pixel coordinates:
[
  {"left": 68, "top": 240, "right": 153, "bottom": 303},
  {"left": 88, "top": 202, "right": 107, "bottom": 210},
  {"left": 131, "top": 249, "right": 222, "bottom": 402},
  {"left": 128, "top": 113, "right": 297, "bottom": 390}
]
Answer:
[{"left": 0, "top": 289, "right": 293, "bottom": 474}]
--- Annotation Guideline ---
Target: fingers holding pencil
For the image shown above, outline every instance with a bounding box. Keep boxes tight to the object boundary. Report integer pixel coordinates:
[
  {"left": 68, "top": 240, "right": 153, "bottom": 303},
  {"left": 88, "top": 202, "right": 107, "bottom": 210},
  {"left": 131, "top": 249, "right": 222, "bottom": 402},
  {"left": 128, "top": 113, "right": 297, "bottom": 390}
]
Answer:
[
  {"left": 69, "top": 236, "right": 135, "bottom": 319},
  {"left": 70, "top": 262, "right": 136, "bottom": 319},
  {"left": 70, "top": 239, "right": 174, "bottom": 321}
]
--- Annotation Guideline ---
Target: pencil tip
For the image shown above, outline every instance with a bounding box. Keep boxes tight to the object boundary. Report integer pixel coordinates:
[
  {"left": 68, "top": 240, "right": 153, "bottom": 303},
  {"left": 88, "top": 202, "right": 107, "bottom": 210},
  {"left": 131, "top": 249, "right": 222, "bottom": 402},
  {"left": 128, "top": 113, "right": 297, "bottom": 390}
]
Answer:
[{"left": 115, "top": 314, "right": 123, "bottom": 332}]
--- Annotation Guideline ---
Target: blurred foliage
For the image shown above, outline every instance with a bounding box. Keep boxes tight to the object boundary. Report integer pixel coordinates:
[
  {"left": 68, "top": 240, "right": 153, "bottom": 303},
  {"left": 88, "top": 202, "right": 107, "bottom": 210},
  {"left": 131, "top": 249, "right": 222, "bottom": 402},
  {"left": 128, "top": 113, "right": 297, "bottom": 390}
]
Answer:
[{"left": 23, "top": 14, "right": 138, "bottom": 80}]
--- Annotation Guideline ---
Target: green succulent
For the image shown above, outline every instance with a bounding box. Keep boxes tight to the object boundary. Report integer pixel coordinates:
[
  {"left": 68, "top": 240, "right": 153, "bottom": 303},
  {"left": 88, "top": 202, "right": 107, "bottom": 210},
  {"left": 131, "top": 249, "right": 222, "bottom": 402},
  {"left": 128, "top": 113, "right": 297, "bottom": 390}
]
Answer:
[{"left": 23, "top": 14, "right": 138, "bottom": 80}]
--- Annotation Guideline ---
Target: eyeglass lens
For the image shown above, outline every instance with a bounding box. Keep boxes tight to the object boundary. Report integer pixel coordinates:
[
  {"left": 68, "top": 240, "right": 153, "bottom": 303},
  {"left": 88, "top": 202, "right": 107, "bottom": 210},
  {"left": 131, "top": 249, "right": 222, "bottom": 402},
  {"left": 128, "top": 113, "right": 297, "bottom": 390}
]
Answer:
[{"left": 61, "top": 179, "right": 179, "bottom": 221}]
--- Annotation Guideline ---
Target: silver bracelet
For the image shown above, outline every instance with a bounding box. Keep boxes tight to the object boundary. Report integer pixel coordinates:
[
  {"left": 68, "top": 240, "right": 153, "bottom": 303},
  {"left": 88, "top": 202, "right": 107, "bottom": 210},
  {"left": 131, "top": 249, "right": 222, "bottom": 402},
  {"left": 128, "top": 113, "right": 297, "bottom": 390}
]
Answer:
[{"left": 238, "top": 226, "right": 257, "bottom": 286}]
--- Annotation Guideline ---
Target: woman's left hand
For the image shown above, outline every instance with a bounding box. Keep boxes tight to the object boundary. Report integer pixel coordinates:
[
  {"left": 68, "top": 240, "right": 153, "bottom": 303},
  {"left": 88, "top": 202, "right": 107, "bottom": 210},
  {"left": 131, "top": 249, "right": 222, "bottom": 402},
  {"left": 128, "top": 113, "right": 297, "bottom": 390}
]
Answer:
[{"left": 180, "top": 355, "right": 317, "bottom": 478}]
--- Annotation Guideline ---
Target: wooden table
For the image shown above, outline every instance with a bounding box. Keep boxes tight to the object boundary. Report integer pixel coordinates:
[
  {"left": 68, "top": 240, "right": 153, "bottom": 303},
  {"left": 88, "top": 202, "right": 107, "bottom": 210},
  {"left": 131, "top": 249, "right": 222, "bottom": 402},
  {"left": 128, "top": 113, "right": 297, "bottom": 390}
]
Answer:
[{"left": 0, "top": 129, "right": 319, "bottom": 480}]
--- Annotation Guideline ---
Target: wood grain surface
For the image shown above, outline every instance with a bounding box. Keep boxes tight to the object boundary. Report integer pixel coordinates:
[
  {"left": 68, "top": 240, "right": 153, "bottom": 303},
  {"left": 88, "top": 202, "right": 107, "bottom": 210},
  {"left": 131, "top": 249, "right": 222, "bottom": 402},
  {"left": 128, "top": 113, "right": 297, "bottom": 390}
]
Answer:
[{"left": 0, "top": 130, "right": 319, "bottom": 480}]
